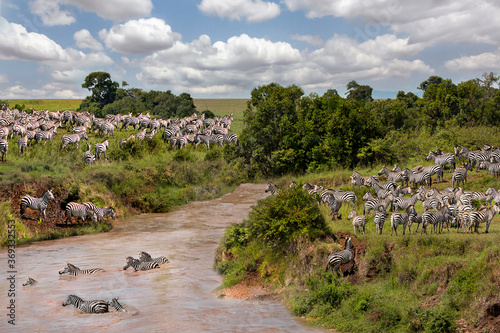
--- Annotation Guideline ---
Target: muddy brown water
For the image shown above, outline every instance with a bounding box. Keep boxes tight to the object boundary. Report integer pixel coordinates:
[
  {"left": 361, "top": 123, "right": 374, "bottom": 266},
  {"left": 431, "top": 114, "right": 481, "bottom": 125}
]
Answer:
[{"left": 0, "top": 183, "right": 326, "bottom": 332}]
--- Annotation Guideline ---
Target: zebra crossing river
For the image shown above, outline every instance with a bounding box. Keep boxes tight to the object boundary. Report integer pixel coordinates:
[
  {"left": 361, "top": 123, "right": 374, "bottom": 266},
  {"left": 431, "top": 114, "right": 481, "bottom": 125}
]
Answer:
[{"left": 0, "top": 183, "right": 326, "bottom": 332}]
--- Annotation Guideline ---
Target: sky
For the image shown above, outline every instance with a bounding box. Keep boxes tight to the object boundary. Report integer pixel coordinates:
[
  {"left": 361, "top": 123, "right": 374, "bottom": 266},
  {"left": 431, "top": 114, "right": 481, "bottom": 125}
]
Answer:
[{"left": 1, "top": 0, "right": 500, "bottom": 100}]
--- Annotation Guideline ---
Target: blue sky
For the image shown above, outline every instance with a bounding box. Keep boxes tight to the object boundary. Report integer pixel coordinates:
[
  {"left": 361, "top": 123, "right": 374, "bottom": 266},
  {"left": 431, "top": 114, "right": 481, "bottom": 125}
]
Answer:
[{"left": 1, "top": 0, "right": 499, "bottom": 100}]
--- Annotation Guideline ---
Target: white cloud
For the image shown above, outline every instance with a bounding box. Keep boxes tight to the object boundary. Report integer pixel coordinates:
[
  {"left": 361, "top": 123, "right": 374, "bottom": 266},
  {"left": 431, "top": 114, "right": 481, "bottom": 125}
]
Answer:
[
  {"left": 0, "top": 74, "right": 9, "bottom": 85},
  {"left": 445, "top": 50, "right": 500, "bottom": 72},
  {"left": 136, "top": 32, "right": 432, "bottom": 97},
  {"left": 290, "top": 34, "right": 324, "bottom": 47},
  {"left": 99, "top": 18, "right": 180, "bottom": 55},
  {"left": 74, "top": 29, "right": 103, "bottom": 51},
  {"left": 198, "top": 0, "right": 280, "bottom": 22},
  {"left": 29, "top": 0, "right": 76, "bottom": 26},
  {"left": 30, "top": 0, "right": 154, "bottom": 25}
]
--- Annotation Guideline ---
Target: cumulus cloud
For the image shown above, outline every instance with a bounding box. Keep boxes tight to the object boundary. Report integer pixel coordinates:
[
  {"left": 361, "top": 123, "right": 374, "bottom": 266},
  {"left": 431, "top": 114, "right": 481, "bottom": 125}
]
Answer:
[
  {"left": 99, "top": 18, "right": 180, "bottom": 55},
  {"left": 198, "top": 0, "right": 280, "bottom": 22},
  {"left": 30, "top": 0, "right": 153, "bottom": 25},
  {"left": 74, "top": 29, "right": 103, "bottom": 51},
  {"left": 445, "top": 50, "right": 500, "bottom": 72},
  {"left": 136, "top": 32, "right": 432, "bottom": 97}
]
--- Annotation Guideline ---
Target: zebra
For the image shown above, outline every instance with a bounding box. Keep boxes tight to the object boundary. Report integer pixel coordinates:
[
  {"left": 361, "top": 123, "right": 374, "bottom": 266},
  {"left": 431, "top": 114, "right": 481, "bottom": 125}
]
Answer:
[
  {"left": 62, "top": 295, "right": 109, "bottom": 314},
  {"left": 371, "top": 181, "right": 398, "bottom": 199},
  {"left": 348, "top": 209, "right": 366, "bottom": 234},
  {"left": 59, "top": 262, "right": 104, "bottom": 276},
  {"left": 459, "top": 146, "right": 490, "bottom": 171},
  {"left": 320, "top": 189, "right": 357, "bottom": 207},
  {"left": 364, "top": 194, "right": 394, "bottom": 215},
  {"left": 82, "top": 202, "right": 115, "bottom": 223},
  {"left": 390, "top": 206, "right": 415, "bottom": 236},
  {"left": 405, "top": 168, "right": 431, "bottom": 189},
  {"left": 421, "top": 206, "right": 453, "bottom": 234},
  {"left": 325, "top": 237, "right": 355, "bottom": 276},
  {"left": 377, "top": 166, "right": 409, "bottom": 187},
  {"left": 223, "top": 133, "right": 238, "bottom": 145},
  {"left": 479, "top": 160, "right": 500, "bottom": 177},
  {"left": 324, "top": 194, "right": 343, "bottom": 220},
  {"left": 426, "top": 151, "right": 455, "bottom": 172},
  {"left": 138, "top": 251, "right": 169, "bottom": 264},
  {"left": 194, "top": 134, "right": 224, "bottom": 150},
  {"left": 468, "top": 204, "right": 500, "bottom": 233},
  {"left": 265, "top": 182, "right": 279, "bottom": 195},
  {"left": 22, "top": 277, "right": 37, "bottom": 286},
  {"left": 485, "top": 187, "right": 500, "bottom": 203},
  {"left": 108, "top": 297, "right": 127, "bottom": 312},
  {"left": 98, "top": 122, "right": 115, "bottom": 137},
  {"left": 18, "top": 135, "right": 28, "bottom": 156},
  {"left": 60, "top": 132, "right": 88, "bottom": 150},
  {"left": 393, "top": 193, "right": 420, "bottom": 211},
  {"left": 374, "top": 210, "right": 388, "bottom": 234},
  {"left": 452, "top": 163, "right": 473, "bottom": 188},
  {"left": 65, "top": 202, "right": 97, "bottom": 224},
  {"left": 20, "top": 189, "right": 55, "bottom": 219},
  {"left": 34, "top": 127, "right": 57, "bottom": 145},
  {"left": 84, "top": 142, "right": 96, "bottom": 166},
  {"left": 94, "top": 140, "right": 109, "bottom": 160},
  {"left": 123, "top": 256, "right": 160, "bottom": 271},
  {"left": 0, "top": 139, "right": 8, "bottom": 161},
  {"left": 350, "top": 171, "right": 378, "bottom": 187}
]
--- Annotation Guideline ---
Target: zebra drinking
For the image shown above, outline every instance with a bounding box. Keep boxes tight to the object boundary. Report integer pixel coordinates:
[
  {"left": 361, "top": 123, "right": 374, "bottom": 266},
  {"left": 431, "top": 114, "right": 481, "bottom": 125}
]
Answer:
[
  {"left": 62, "top": 295, "right": 109, "bottom": 314},
  {"left": 59, "top": 262, "right": 104, "bottom": 276},
  {"left": 20, "top": 189, "right": 55, "bottom": 219},
  {"left": 123, "top": 256, "right": 160, "bottom": 271},
  {"left": 325, "top": 237, "right": 355, "bottom": 276}
]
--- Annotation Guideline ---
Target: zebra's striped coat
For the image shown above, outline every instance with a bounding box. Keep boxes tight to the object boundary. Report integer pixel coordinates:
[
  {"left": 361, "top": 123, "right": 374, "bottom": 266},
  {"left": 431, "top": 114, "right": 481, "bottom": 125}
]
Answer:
[
  {"left": 325, "top": 238, "right": 355, "bottom": 276},
  {"left": 62, "top": 295, "right": 109, "bottom": 314}
]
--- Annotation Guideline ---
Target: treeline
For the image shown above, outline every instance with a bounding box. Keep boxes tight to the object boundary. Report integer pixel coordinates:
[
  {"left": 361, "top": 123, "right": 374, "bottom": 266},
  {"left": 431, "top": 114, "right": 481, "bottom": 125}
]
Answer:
[
  {"left": 226, "top": 74, "right": 500, "bottom": 177},
  {"left": 77, "top": 72, "right": 199, "bottom": 119}
]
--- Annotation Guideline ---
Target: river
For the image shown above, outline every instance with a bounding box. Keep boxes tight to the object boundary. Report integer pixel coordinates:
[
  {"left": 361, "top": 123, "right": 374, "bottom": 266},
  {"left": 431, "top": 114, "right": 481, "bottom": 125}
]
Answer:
[{"left": 0, "top": 183, "right": 326, "bottom": 332}]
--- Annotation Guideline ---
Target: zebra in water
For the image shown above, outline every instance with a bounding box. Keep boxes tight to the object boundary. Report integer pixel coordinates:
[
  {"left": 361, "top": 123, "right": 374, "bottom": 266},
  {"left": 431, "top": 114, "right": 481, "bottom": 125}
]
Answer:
[
  {"left": 325, "top": 237, "right": 355, "bottom": 276},
  {"left": 60, "top": 132, "right": 88, "bottom": 150},
  {"left": 22, "top": 277, "right": 37, "bottom": 286},
  {"left": 452, "top": 163, "right": 473, "bottom": 188},
  {"left": 84, "top": 142, "right": 96, "bottom": 166},
  {"left": 82, "top": 202, "right": 115, "bottom": 223},
  {"left": 20, "top": 189, "right": 55, "bottom": 219},
  {"left": 65, "top": 202, "right": 97, "bottom": 224},
  {"left": 108, "top": 297, "right": 127, "bottom": 312},
  {"left": 138, "top": 251, "right": 169, "bottom": 264},
  {"left": 374, "top": 210, "right": 388, "bottom": 234},
  {"left": 18, "top": 135, "right": 28, "bottom": 156},
  {"left": 426, "top": 151, "right": 455, "bottom": 172},
  {"left": 94, "top": 140, "right": 109, "bottom": 160},
  {"left": 348, "top": 210, "right": 367, "bottom": 234},
  {"left": 265, "top": 182, "right": 279, "bottom": 195},
  {"left": 0, "top": 139, "right": 8, "bottom": 161},
  {"left": 468, "top": 204, "right": 500, "bottom": 233},
  {"left": 59, "top": 262, "right": 104, "bottom": 276},
  {"left": 123, "top": 256, "right": 160, "bottom": 271},
  {"left": 62, "top": 295, "right": 109, "bottom": 314}
]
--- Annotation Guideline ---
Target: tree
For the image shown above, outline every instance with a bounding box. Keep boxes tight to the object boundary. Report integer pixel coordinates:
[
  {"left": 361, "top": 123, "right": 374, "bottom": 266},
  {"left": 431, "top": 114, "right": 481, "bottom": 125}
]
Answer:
[
  {"left": 418, "top": 76, "right": 444, "bottom": 92},
  {"left": 345, "top": 81, "right": 373, "bottom": 102},
  {"left": 82, "top": 72, "right": 119, "bottom": 106}
]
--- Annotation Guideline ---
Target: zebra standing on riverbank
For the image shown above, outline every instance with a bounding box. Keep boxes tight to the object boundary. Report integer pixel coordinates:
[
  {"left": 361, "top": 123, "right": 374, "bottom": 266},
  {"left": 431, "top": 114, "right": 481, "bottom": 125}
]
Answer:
[
  {"left": 20, "top": 189, "right": 55, "bottom": 219},
  {"left": 59, "top": 262, "right": 104, "bottom": 276},
  {"left": 325, "top": 237, "right": 355, "bottom": 276},
  {"left": 62, "top": 295, "right": 109, "bottom": 313},
  {"left": 65, "top": 202, "right": 96, "bottom": 224},
  {"left": 265, "top": 182, "right": 279, "bottom": 195},
  {"left": 82, "top": 202, "right": 115, "bottom": 223},
  {"left": 138, "top": 251, "right": 169, "bottom": 265},
  {"left": 123, "top": 256, "right": 160, "bottom": 271}
]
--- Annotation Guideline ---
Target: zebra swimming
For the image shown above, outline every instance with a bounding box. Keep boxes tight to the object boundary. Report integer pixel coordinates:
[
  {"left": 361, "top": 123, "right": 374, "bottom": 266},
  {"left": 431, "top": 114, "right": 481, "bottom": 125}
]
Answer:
[
  {"left": 62, "top": 295, "right": 109, "bottom": 314},
  {"left": 59, "top": 262, "right": 104, "bottom": 276},
  {"left": 123, "top": 256, "right": 160, "bottom": 271},
  {"left": 138, "top": 251, "right": 169, "bottom": 265}
]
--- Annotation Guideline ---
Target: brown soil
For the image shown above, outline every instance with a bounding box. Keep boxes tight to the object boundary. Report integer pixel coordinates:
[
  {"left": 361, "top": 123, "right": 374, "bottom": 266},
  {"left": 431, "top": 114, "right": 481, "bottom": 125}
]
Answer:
[
  {"left": 1, "top": 181, "right": 94, "bottom": 235},
  {"left": 216, "top": 272, "right": 277, "bottom": 300}
]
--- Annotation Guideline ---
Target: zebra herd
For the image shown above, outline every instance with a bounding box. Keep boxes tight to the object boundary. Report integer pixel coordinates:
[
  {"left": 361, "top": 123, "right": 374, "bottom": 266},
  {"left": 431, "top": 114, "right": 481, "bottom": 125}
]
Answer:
[
  {"left": 19, "top": 188, "right": 115, "bottom": 225},
  {"left": 0, "top": 106, "right": 238, "bottom": 165},
  {"left": 23, "top": 250, "right": 169, "bottom": 314}
]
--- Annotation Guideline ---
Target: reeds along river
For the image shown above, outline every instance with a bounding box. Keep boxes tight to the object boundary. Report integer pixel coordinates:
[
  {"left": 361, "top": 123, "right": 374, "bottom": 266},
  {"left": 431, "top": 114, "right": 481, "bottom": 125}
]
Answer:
[{"left": 0, "top": 183, "right": 325, "bottom": 332}]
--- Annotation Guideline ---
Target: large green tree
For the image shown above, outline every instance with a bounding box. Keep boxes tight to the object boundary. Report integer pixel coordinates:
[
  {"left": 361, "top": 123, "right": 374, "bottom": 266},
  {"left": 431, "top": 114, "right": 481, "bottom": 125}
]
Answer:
[{"left": 82, "top": 71, "right": 119, "bottom": 106}]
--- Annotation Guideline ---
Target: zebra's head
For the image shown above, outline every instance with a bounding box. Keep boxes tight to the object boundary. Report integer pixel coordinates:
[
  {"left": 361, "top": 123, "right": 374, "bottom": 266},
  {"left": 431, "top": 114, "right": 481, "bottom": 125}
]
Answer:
[
  {"left": 59, "top": 262, "right": 76, "bottom": 275},
  {"left": 107, "top": 207, "right": 116, "bottom": 219},
  {"left": 22, "top": 277, "right": 37, "bottom": 286},
  {"left": 123, "top": 256, "right": 137, "bottom": 270},
  {"left": 44, "top": 189, "right": 55, "bottom": 201},
  {"left": 345, "top": 237, "right": 354, "bottom": 251},
  {"left": 62, "top": 295, "right": 80, "bottom": 307},
  {"left": 110, "top": 297, "right": 127, "bottom": 312},
  {"left": 138, "top": 251, "right": 152, "bottom": 262},
  {"left": 347, "top": 209, "right": 357, "bottom": 220}
]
